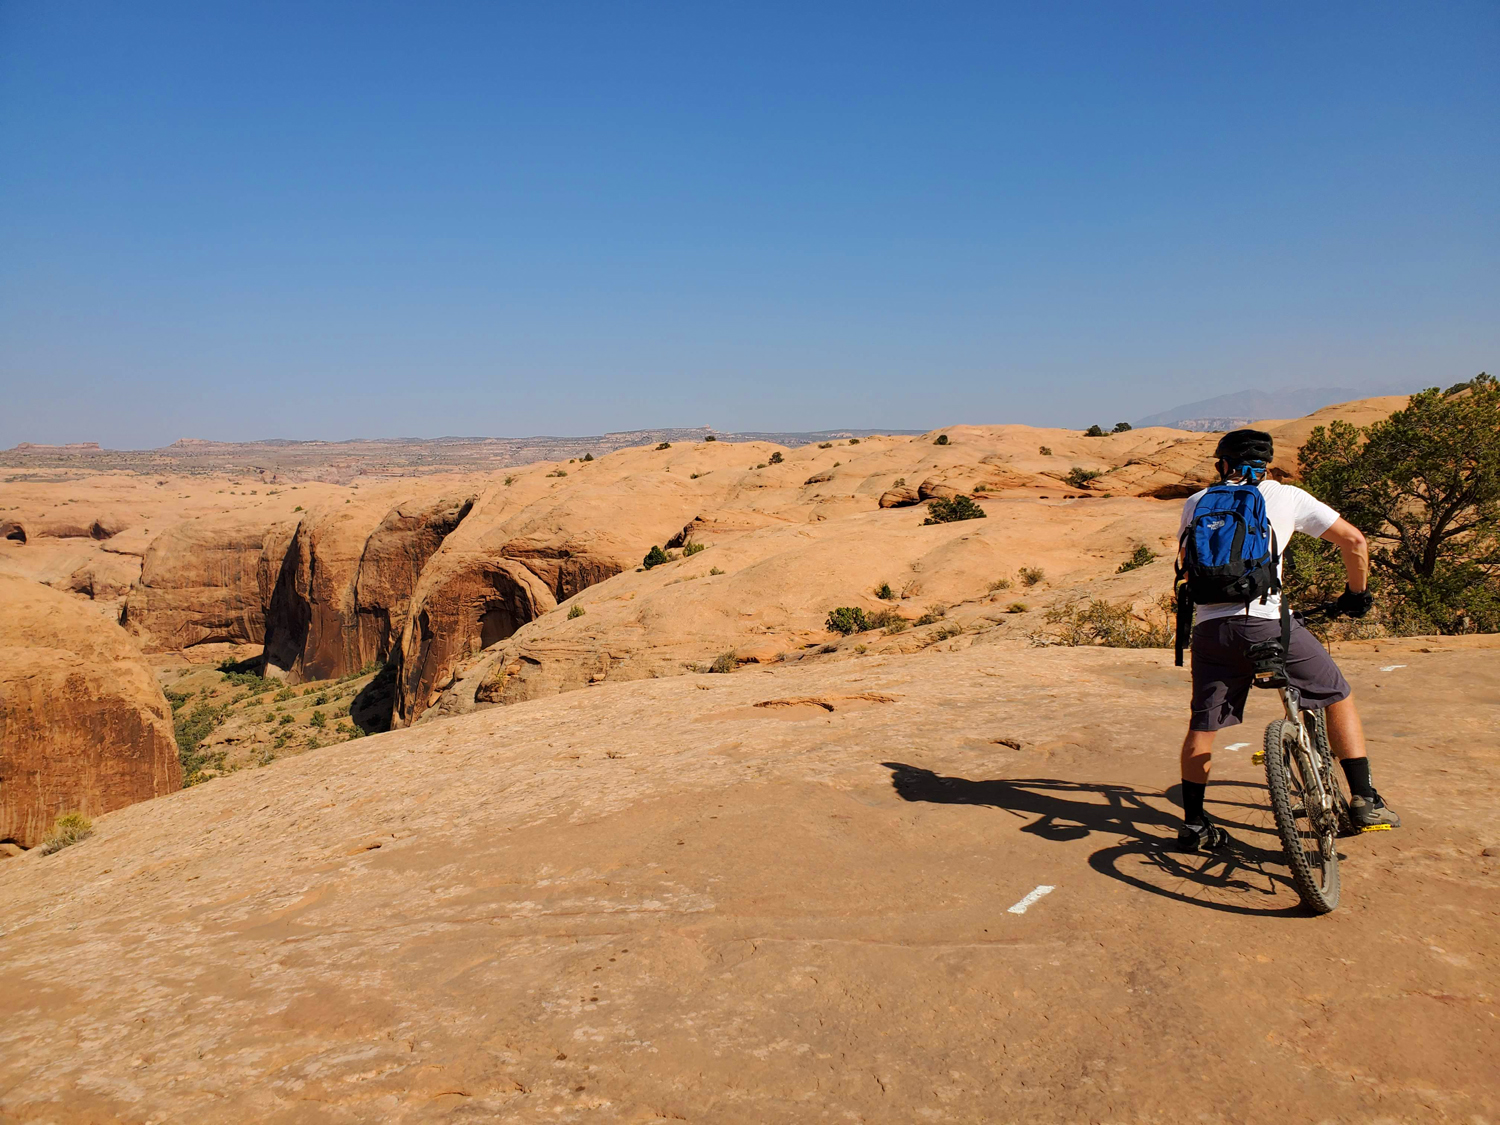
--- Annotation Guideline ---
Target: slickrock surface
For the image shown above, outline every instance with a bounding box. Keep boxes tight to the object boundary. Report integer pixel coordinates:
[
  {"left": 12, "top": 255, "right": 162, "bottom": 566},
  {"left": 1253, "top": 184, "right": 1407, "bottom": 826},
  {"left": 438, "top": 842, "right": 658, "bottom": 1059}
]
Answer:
[
  {"left": 2, "top": 636, "right": 1495, "bottom": 1122},
  {"left": 0, "top": 574, "right": 180, "bottom": 847}
]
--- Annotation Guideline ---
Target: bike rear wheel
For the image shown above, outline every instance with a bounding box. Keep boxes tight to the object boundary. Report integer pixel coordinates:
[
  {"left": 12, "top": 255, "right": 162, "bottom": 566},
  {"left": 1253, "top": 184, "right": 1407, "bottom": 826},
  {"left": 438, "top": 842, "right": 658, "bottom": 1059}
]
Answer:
[
  {"left": 1308, "top": 708, "right": 1357, "bottom": 837},
  {"left": 1263, "top": 718, "right": 1340, "bottom": 913}
]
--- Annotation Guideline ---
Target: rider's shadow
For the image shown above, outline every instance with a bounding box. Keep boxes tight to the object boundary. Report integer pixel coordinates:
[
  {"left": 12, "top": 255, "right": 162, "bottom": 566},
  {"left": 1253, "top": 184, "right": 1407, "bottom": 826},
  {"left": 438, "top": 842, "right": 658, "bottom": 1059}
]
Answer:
[{"left": 881, "top": 762, "right": 1307, "bottom": 917}]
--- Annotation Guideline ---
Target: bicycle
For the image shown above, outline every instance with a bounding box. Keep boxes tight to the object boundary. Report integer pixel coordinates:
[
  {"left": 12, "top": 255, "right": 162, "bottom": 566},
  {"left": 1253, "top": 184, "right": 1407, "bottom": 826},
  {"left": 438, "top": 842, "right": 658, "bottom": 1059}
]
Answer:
[{"left": 1245, "top": 602, "right": 1357, "bottom": 914}]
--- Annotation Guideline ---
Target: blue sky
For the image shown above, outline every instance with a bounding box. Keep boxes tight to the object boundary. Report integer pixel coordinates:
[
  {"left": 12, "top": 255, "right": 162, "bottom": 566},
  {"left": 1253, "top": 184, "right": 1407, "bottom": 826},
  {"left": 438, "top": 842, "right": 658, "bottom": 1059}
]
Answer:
[{"left": 1, "top": 2, "right": 1496, "bottom": 447}]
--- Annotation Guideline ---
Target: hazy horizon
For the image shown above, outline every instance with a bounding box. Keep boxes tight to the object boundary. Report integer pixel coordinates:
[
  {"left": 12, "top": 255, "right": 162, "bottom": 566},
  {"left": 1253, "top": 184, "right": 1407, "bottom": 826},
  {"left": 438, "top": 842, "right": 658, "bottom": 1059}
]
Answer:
[{"left": 2, "top": 2, "right": 1495, "bottom": 448}]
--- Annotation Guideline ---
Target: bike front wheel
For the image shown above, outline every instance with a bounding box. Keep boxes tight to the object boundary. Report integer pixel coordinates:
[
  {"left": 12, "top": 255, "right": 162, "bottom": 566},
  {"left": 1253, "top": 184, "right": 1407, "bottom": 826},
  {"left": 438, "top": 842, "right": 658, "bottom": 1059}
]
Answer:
[{"left": 1264, "top": 718, "right": 1341, "bottom": 913}]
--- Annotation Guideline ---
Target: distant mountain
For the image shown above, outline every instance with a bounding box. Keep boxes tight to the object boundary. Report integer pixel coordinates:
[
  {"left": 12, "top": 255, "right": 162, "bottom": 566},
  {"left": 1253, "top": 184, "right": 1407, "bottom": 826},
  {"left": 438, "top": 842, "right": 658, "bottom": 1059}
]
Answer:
[{"left": 1134, "top": 388, "right": 1369, "bottom": 432}]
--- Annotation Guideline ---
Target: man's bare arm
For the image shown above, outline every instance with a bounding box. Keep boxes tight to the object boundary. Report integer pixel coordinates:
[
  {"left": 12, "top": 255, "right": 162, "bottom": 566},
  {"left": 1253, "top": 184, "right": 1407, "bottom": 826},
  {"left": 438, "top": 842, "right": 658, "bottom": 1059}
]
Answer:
[{"left": 1319, "top": 517, "right": 1369, "bottom": 593}]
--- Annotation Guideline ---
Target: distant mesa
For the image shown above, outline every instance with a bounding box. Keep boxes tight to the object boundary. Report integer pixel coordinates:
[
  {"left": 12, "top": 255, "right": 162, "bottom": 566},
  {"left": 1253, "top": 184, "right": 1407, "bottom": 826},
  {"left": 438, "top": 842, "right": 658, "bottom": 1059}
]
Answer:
[{"left": 1133, "top": 387, "right": 1399, "bottom": 432}]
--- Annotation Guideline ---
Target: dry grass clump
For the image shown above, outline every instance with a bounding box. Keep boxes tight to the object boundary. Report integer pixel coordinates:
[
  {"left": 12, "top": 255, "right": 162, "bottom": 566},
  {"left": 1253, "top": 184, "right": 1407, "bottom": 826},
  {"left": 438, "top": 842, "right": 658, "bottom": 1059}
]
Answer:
[
  {"left": 1032, "top": 599, "right": 1172, "bottom": 648},
  {"left": 710, "top": 650, "right": 737, "bottom": 674},
  {"left": 1019, "top": 567, "right": 1045, "bottom": 587},
  {"left": 39, "top": 812, "right": 93, "bottom": 855}
]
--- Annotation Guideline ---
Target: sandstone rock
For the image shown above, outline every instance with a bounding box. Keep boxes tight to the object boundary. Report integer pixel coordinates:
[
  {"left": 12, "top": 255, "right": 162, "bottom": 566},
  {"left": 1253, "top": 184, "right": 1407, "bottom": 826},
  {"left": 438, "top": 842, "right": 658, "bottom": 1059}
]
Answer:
[
  {"left": 878, "top": 486, "right": 921, "bottom": 508},
  {"left": 1, "top": 518, "right": 28, "bottom": 544},
  {"left": 0, "top": 573, "right": 180, "bottom": 847},
  {"left": 124, "top": 515, "right": 280, "bottom": 652},
  {"left": 263, "top": 491, "right": 475, "bottom": 684},
  {"left": 60, "top": 552, "right": 141, "bottom": 599},
  {"left": 917, "top": 477, "right": 962, "bottom": 501}
]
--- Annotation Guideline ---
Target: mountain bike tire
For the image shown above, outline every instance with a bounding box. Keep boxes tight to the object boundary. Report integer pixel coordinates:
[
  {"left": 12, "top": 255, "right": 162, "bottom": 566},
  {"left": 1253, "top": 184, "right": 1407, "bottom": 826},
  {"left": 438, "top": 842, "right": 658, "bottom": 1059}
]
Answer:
[
  {"left": 1307, "top": 708, "right": 1357, "bottom": 838},
  {"left": 1263, "top": 718, "right": 1340, "bottom": 914}
]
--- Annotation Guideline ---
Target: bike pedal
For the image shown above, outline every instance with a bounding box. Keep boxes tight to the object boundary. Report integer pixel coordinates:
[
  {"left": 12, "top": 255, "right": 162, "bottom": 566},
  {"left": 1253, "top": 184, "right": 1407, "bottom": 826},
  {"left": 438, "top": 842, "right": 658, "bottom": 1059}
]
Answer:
[
  {"left": 1359, "top": 824, "right": 1394, "bottom": 832},
  {"left": 1251, "top": 750, "right": 1265, "bottom": 765}
]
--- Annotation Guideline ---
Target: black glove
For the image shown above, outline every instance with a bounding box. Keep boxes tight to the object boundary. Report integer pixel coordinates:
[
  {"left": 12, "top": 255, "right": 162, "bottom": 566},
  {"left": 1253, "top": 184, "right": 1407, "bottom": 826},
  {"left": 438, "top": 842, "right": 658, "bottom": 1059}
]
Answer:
[{"left": 1336, "top": 586, "right": 1374, "bottom": 619}]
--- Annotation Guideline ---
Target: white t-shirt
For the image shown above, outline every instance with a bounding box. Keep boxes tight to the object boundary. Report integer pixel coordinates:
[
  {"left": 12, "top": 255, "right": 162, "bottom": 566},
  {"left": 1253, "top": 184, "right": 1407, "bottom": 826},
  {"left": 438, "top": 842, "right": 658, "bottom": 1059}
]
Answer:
[{"left": 1178, "top": 480, "right": 1341, "bottom": 624}]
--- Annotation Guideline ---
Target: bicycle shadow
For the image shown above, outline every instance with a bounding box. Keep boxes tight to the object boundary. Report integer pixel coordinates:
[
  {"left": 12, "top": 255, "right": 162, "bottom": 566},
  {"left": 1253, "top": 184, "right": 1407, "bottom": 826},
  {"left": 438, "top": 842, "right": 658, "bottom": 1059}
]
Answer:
[{"left": 881, "top": 762, "right": 1310, "bottom": 917}]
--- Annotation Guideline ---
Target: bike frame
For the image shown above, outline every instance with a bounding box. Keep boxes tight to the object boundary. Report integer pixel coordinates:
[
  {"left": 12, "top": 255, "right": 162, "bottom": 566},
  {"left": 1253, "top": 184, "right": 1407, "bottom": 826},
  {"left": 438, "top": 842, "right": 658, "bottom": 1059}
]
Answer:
[{"left": 1277, "top": 684, "right": 1336, "bottom": 828}]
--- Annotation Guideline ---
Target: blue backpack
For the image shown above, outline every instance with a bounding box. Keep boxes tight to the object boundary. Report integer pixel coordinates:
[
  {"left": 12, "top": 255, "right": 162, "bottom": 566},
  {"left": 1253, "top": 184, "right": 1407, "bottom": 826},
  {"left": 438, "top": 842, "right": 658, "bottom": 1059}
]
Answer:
[{"left": 1173, "top": 482, "right": 1282, "bottom": 665}]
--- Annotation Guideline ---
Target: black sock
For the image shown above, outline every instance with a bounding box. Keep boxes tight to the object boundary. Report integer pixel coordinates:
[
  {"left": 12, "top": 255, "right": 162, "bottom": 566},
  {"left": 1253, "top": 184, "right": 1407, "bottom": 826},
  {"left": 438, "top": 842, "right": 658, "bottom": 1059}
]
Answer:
[
  {"left": 1340, "top": 758, "right": 1375, "bottom": 799},
  {"left": 1182, "top": 780, "right": 1207, "bottom": 825}
]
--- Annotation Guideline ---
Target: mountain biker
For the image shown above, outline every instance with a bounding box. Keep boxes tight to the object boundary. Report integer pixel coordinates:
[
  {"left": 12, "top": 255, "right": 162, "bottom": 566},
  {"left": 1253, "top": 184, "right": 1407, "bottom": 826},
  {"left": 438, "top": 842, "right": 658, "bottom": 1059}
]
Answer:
[{"left": 1176, "top": 428, "right": 1401, "bottom": 850}]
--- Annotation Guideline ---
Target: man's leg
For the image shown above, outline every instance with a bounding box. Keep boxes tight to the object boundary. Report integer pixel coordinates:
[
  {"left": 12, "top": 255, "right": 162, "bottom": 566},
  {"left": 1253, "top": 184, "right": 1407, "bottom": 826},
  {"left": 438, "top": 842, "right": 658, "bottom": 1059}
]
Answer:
[
  {"left": 1177, "top": 727, "right": 1228, "bottom": 848},
  {"left": 1324, "top": 694, "right": 1367, "bottom": 760},
  {"left": 1322, "top": 693, "right": 1400, "bottom": 827}
]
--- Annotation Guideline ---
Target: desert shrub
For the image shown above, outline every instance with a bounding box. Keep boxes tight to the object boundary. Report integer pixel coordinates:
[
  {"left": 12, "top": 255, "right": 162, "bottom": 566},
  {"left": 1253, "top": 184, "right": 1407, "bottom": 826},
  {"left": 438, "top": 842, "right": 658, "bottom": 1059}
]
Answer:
[
  {"left": 1084, "top": 425, "right": 1105, "bottom": 437},
  {"left": 1293, "top": 376, "right": 1500, "bottom": 634},
  {"left": 1019, "top": 566, "right": 1045, "bottom": 587},
  {"left": 221, "top": 669, "right": 275, "bottom": 692},
  {"left": 709, "top": 566, "right": 725, "bottom": 575},
  {"left": 818, "top": 441, "right": 833, "bottom": 449},
  {"left": 875, "top": 581, "right": 894, "bottom": 600},
  {"left": 1035, "top": 599, "right": 1172, "bottom": 648},
  {"left": 279, "top": 714, "right": 294, "bottom": 726},
  {"left": 853, "top": 643, "right": 868, "bottom": 654},
  {"left": 274, "top": 686, "right": 296, "bottom": 702},
  {"left": 1112, "top": 422, "right": 1133, "bottom": 433},
  {"left": 262, "top": 712, "right": 275, "bottom": 724},
  {"left": 848, "top": 438, "right": 860, "bottom": 444},
  {"left": 683, "top": 541, "right": 706, "bottom": 556},
  {"left": 273, "top": 732, "right": 291, "bottom": 749},
  {"left": 923, "top": 495, "right": 987, "bottom": 524},
  {"left": 1117, "top": 544, "right": 1158, "bottom": 573},
  {"left": 310, "top": 710, "right": 326, "bottom": 728},
  {"left": 164, "top": 688, "right": 191, "bottom": 712},
  {"left": 934, "top": 434, "right": 950, "bottom": 445},
  {"left": 988, "top": 577, "right": 1013, "bottom": 592},
  {"left": 825, "top": 606, "right": 871, "bottom": 635},
  {"left": 1006, "top": 602, "right": 1029, "bottom": 613},
  {"left": 769, "top": 451, "right": 784, "bottom": 464},
  {"left": 893, "top": 477, "right": 906, "bottom": 487},
  {"left": 932, "top": 622, "right": 963, "bottom": 641},
  {"left": 656, "top": 442, "right": 671, "bottom": 450},
  {"left": 39, "top": 812, "right": 93, "bottom": 856},
  {"left": 582, "top": 453, "right": 594, "bottom": 461},
  {"left": 547, "top": 469, "right": 568, "bottom": 478},
  {"left": 1065, "top": 467, "right": 1102, "bottom": 489},
  {"left": 504, "top": 476, "right": 516, "bottom": 486},
  {"left": 1039, "top": 446, "right": 1052, "bottom": 456},
  {"left": 882, "top": 617, "right": 909, "bottom": 634},
  {"left": 315, "top": 693, "right": 328, "bottom": 705},
  {"left": 568, "top": 604, "right": 586, "bottom": 619},
  {"left": 705, "top": 434, "right": 717, "bottom": 441},
  {"left": 710, "top": 650, "right": 737, "bottom": 674},
  {"left": 868, "top": 607, "right": 905, "bottom": 630},
  {"left": 642, "top": 545, "right": 669, "bottom": 569}
]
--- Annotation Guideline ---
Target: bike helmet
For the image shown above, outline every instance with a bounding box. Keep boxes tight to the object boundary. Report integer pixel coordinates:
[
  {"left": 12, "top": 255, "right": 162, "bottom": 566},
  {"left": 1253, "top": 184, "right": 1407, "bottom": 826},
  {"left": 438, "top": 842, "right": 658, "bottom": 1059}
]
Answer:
[{"left": 1214, "top": 428, "right": 1273, "bottom": 481}]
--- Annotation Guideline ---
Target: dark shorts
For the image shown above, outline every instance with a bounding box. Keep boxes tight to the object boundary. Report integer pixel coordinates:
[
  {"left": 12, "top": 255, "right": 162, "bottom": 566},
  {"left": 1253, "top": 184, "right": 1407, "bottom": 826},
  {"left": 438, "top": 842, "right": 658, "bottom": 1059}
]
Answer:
[{"left": 1190, "top": 616, "right": 1351, "bottom": 732}]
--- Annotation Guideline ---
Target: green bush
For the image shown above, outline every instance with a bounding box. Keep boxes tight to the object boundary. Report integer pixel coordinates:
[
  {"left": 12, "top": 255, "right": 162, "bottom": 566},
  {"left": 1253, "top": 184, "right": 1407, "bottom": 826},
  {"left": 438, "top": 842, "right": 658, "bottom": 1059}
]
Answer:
[
  {"left": 568, "top": 604, "right": 585, "bottom": 619},
  {"left": 848, "top": 438, "right": 860, "bottom": 444},
  {"left": 642, "top": 545, "right": 670, "bottom": 569},
  {"left": 1065, "top": 467, "right": 1102, "bottom": 489},
  {"left": 279, "top": 714, "right": 294, "bottom": 726},
  {"left": 310, "top": 710, "right": 326, "bottom": 728},
  {"left": 504, "top": 475, "right": 516, "bottom": 486},
  {"left": 39, "top": 812, "right": 93, "bottom": 856},
  {"left": 769, "top": 451, "right": 784, "bottom": 464},
  {"left": 705, "top": 434, "right": 717, "bottom": 441},
  {"left": 1294, "top": 374, "right": 1500, "bottom": 634},
  {"left": 934, "top": 434, "right": 949, "bottom": 445},
  {"left": 1039, "top": 445, "right": 1052, "bottom": 456},
  {"left": 1112, "top": 422, "right": 1133, "bottom": 433},
  {"left": 825, "top": 607, "right": 871, "bottom": 635},
  {"left": 1117, "top": 544, "right": 1158, "bottom": 573},
  {"left": 709, "top": 566, "right": 725, "bottom": 575},
  {"left": 874, "top": 581, "right": 894, "bottom": 600},
  {"left": 274, "top": 686, "right": 296, "bottom": 702},
  {"left": 868, "top": 607, "right": 905, "bottom": 630},
  {"left": 547, "top": 468, "right": 567, "bottom": 478},
  {"left": 988, "top": 578, "right": 1013, "bottom": 592},
  {"left": 164, "top": 688, "right": 191, "bottom": 712},
  {"left": 1084, "top": 425, "right": 1105, "bottom": 437},
  {"left": 922, "top": 495, "right": 987, "bottom": 524},
  {"left": 1006, "top": 602, "right": 1029, "bottom": 613},
  {"left": 683, "top": 541, "right": 706, "bottom": 556},
  {"left": 656, "top": 442, "right": 671, "bottom": 450},
  {"left": 1019, "top": 567, "right": 1045, "bottom": 587},
  {"left": 710, "top": 650, "right": 737, "bottom": 673},
  {"left": 582, "top": 453, "right": 594, "bottom": 461}
]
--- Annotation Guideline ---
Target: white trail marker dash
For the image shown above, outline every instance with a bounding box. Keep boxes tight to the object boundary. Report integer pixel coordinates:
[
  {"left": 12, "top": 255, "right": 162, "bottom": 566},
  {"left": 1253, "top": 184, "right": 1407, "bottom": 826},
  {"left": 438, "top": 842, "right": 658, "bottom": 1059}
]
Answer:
[
  {"left": 1380, "top": 664, "right": 1407, "bottom": 672},
  {"left": 1008, "top": 885, "right": 1055, "bottom": 915},
  {"left": 1224, "top": 742, "right": 1250, "bottom": 751}
]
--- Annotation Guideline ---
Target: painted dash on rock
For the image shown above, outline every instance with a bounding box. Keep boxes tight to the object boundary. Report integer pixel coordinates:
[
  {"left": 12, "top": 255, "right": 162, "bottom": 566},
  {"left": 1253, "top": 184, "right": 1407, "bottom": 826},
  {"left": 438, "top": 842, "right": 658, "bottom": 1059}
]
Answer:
[{"left": 1007, "top": 885, "right": 1055, "bottom": 915}]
